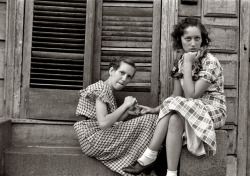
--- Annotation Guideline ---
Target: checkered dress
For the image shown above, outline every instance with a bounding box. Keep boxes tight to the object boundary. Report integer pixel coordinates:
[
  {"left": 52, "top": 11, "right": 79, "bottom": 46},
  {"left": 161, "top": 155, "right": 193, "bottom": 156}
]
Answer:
[
  {"left": 159, "top": 53, "right": 227, "bottom": 156},
  {"left": 74, "top": 80, "right": 158, "bottom": 176}
]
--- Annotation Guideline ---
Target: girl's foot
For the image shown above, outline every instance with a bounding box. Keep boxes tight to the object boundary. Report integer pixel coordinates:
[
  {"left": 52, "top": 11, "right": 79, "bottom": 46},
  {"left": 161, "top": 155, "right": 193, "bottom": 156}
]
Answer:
[{"left": 122, "top": 161, "right": 154, "bottom": 175}]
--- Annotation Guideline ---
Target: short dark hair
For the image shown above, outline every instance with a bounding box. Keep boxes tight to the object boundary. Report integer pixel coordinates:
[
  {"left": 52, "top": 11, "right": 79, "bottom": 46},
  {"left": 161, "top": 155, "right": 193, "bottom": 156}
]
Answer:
[
  {"left": 171, "top": 17, "right": 211, "bottom": 50},
  {"left": 109, "top": 58, "right": 136, "bottom": 77},
  {"left": 109, "top": 58, "right": 136, "bottom": 70}
]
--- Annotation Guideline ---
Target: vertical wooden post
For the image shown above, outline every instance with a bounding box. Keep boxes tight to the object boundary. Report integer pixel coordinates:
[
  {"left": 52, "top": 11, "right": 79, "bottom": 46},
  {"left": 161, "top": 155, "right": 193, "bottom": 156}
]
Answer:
[
  {"left": 4, "top": 0, "right": 16, "bottom": 118},
  {"left": 238, "top": 0, "right": 249, "bottom": 175},
  {"left": 13, "top": 0, "right": 24, "bottom": 118},
  {"left": 21, "top": 0, "right": 34, "bottom": 118},
  {"left": 151, "top": 0, "right": 161, "bottom": 107},
  {"left": 160, "top": 0, "right": 178, "bottom": 103},
  {"left": 83, "top": 0, "right": 96, "bottom": 88},
  {"left": 93, "top": 0, "right": 103, "bottom": 83}
]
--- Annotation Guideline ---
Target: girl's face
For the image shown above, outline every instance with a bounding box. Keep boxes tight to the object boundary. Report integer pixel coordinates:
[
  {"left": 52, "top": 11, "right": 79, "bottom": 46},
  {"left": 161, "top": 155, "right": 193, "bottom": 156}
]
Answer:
[
  {"left": 109, "top": 61, "right": 136, "bottom": 90},
  {"left": 181, "top": 26, "right": 202, "bottom": 53}
]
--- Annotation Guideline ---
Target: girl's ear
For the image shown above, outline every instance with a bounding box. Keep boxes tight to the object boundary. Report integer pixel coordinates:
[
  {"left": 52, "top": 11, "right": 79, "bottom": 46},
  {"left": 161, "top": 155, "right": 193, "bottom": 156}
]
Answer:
[{"left": 109, "top": 67, "right": 115, "bottom": 76}]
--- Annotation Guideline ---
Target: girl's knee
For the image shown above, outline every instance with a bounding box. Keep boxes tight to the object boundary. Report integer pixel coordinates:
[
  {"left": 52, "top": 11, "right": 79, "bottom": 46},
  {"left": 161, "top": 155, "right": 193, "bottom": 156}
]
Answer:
[{"left": 168, "top": 114, "right": 184, "bottom": 133}]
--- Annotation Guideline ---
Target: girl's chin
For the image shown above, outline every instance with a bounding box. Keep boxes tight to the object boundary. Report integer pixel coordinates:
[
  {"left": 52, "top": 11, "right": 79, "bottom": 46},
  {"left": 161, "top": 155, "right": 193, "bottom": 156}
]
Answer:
[{"left": 114, "top": 84, "right": 125, "bottom": 90}]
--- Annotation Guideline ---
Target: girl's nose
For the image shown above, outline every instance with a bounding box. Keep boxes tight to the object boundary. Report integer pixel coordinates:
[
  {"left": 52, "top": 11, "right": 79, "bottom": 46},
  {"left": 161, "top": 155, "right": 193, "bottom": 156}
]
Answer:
[
  {"left": 191, "top": 39, "right": 196, "bottom": 46},
  {"left": 122, "top": 75, "right": 127, "bottom": 81}
]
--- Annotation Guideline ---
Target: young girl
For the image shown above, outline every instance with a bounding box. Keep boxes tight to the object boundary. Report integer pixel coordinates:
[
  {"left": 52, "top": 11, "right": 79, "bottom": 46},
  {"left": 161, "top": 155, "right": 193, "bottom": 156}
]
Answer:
[
  {"left": 73, "top": 58, "right": 158, "bottom": 176},
  {"left": 122, "top": 17, "right": 227, "bottom": 176}
]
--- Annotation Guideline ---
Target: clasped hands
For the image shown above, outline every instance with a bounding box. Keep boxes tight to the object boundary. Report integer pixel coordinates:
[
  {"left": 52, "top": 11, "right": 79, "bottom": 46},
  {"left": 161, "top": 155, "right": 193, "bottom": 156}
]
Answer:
[{"left": 124, "top": 96, "right": 155, "bottom": 116}]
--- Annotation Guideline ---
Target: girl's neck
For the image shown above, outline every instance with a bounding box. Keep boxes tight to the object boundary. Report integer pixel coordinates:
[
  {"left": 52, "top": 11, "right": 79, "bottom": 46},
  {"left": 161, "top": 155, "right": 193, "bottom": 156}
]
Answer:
[{"left": 104, "top": 79, "right": 115, "bottom": 92}]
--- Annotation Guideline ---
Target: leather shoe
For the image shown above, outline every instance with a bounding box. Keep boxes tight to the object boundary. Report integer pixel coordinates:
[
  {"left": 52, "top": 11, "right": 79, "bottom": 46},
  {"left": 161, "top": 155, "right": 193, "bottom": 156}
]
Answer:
[{"left": 122, "top": 161, "right": 154, "bottom": 175}]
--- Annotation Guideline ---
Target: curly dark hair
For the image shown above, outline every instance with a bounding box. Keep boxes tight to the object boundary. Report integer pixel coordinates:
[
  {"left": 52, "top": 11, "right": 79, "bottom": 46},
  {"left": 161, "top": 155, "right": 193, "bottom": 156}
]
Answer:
[
  {"left": 170, "top": 17, "right": 211, "bottom": 81},
  {"left": 171, "top": 17, "right": 211, "bottom": 50}
]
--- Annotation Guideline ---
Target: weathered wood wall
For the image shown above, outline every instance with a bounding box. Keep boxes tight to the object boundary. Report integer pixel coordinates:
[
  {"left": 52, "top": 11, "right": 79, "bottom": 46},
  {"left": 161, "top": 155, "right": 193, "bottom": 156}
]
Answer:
[
  {"left": 1, "top": 0, "right": 250, "bottom": 175},
  {"left": 0, "top": 0, "right": 6, "bottom": 117}
]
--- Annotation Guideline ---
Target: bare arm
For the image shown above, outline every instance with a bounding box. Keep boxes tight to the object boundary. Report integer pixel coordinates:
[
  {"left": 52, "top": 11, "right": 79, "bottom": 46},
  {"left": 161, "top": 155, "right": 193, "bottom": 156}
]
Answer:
[
  {"left": 182, "top": 52, "right": 210, "bottom": 98},
  {"left": 171, "top": 79, "right": 183, "bottom": 97},
  {"left": 96, "top": 96, "right": 136, "bottom": 129}
]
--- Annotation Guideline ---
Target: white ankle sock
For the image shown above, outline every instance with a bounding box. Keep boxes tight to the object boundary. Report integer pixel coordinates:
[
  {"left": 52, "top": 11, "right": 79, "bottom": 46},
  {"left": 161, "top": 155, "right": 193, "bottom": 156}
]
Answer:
[
  {"left": 166, "top": 170, "right": 177, "bottom": 176},
  {"left": 138, "top": 147, "right": 157, "bottom": 166}
]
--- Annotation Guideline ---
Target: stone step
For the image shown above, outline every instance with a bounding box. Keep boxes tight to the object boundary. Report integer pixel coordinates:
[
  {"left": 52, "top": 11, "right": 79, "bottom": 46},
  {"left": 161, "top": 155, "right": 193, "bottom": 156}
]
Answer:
[
  {"left": 11, "top": 119, "right": 79, "bottom": 147},
  {"left": 3, "top": 146, "right": 120, "bottom": 176},
  {"left": 180, "top": 130, "right": 228, "bottom": 176}
]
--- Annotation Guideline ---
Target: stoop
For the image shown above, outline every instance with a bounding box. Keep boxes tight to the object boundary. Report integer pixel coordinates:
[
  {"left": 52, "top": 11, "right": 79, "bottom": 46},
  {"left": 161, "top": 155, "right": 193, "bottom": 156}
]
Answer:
[
  {"left": 179, "top": 130, "right": 228, "bottom": 176},
  {"left": 4, "top": 146, "right": 120, "bottom": 176}
]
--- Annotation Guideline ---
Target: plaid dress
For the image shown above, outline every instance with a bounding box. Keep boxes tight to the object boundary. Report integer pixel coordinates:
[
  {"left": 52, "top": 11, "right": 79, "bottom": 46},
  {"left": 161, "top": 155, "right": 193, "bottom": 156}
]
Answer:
[
  {"left": 159, "top": 53, "right": 227, "bottom": 156},
  {"left": 74, "top": 80, "right": 158, "bottom": 176}
]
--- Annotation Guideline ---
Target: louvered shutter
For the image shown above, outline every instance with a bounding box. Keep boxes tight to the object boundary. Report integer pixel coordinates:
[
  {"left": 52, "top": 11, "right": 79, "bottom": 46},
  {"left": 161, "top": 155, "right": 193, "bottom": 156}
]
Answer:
[
  {"left": 22, "top": 0, "right": 90, "bottom": 120},
  {"left": 93, "top": 0, "right": 161, "bottom": 107}
]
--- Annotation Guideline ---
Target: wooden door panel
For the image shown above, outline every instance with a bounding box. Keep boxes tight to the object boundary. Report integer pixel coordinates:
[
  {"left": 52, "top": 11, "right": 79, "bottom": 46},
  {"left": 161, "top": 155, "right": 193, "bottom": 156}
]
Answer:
[
  {"left": 94, "top": 0, "right": 161, "bottom": 107},
  {"left": 28, "top": 88, "right": 78, "bottom": 121}
]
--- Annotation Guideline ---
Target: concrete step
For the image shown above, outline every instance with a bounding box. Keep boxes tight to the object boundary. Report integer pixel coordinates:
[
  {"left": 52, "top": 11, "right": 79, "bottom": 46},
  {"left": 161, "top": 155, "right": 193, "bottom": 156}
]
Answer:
[
  {"left": 11, "top": 119, "right": 79, "bottom": 147},
  {"left": 180, "top": 130, "right": 228, "bottom": 176},
  {"left": 3, "top": 146, "right": 120, "bottom": 176}
]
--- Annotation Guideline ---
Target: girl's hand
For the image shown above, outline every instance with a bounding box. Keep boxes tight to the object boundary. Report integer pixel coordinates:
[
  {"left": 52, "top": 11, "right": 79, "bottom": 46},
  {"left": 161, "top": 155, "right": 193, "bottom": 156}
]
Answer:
[
  {"left": 124, "top": 96, "right": 137, "bottom": 109},
  {"left": 138, "top": 105, "right": 155, "bottom": 115},
  {"left": 183, "top": 52, "right": 198, "bottom": 64}
]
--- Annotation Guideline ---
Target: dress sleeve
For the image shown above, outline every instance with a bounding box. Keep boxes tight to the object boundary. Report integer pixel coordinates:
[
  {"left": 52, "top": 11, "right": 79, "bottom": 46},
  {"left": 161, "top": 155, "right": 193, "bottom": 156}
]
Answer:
[
  {"left": 79, "top": 86, "right": 110, "bottom": 104},
  {"left": 198, "top": 57, "right": 218, "bottom": 84}
]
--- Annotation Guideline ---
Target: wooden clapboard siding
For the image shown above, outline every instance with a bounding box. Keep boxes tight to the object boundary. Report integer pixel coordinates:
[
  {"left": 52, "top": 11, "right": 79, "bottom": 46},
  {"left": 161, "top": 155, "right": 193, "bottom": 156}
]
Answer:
[
  {"left": 21, "top": 0, "right": 91, "bottom": 120},
  {"left": 202, "top": 2, "right": 239, "bottom": 126},
  {"left": 239, "top": 1, "right": 250, "bottom": 175},
  {"left": 202, "top": 0, "right": 239, "bottom": 157},
  {"left": 93, "top": 0, "right": 161, "bottom": 107},
  {"left": 0, "top": 0, "right": 5, "bottom": 117}
]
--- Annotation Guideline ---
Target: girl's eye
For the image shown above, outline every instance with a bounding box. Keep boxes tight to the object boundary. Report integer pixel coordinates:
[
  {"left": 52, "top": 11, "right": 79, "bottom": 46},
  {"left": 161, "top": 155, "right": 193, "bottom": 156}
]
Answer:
[
  {"left": 195, "top": 37, "right": 201, "bottom": 41},
  {"left": 185, "top": 37, "right": 191, "bottom": 41},
  {"left": 120, "top": 71, "right": 125, "bottom": 75}
]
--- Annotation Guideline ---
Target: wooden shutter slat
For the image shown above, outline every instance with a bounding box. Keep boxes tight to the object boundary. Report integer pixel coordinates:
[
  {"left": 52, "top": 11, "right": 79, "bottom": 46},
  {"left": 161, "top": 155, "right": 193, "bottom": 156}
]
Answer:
[
  {"left": 33, "top": 31, "right": 85, "bottom": 38},
  {"left": 102, "top": 36, "right": 152, "bottom": 42},
  {"left": 101, "top": 65, "right": 151, "bottom": 72},
  {"left": 102, "top": 41, "right": 151, "bottom": 48},
  {"left": 103, "top": 26, "right": 152, "bottom": 31},
  {"left": 32, "top": 51, "right": 84, "bottom": 60},
  {"left": 101, "top": 50, "right": 151, "bottom": 56},
  {"left": 103, "top": 0, "right": 153, "bottom": 2},
  {"left": 101, "top": 47, "right": 152, "bottom": 52},
  {"left": 103, "top": 16, "right": 153, "bottom": 22},
  {"left": 33, "top": 21, "right": 85, "bottom": 28},
  {"left": 31, "top": 73, "right": 82, "bottom": 79},
  {"left": 34, "top": 10, "right": 85, "bottom": 17},
  {"left": 32, "top": 47, "right": 84, "bottom": 53},
  {"left": 34, "top": 1, "right": 86, "bottom": 8},
  {"left": 103, "top": 2, "right": 153, "bottom": 8},
  {"left": 33, "top": 36, "right": 84, "bottom": 44},
  {"left": 33, "top": 26, "right": 85, "bottom": 35},
  {"left": 101, "top": 56, "right": 151, "bottom": 63},
  {"left": 102, "top": 31, "right": 152, "bottom": 37},
  {"left": 32, "top": 41, "right": 84, "bottom": 49},
  {"left": 31, "top": 68, "right": 83, "bottom": 74},
  {"left": 30, "top": 78, "right": 82, "bottom": 84},
  {"left": 30, "top": 83, "right": 82, "bottom": 89},
  {"left": 34, "top": 16, "right": 86, "bottom": 23},
  {"left": 32, "top": 57, "right": 84, "bottom": 63},
  {"left": 103, "top": 7, "right": 153, "bottom": 17},
  {"left": 34, "top": 5, "right": 86, "bottom": 13}
]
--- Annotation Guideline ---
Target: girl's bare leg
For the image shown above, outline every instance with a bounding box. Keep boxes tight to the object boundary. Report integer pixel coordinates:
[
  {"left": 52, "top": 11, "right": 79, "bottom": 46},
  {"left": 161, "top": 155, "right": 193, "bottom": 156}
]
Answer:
[
  {"left": 148, "top": 112, "right": 174, "bottom": 151},
  {"left": 166, "top": 113, "right": 184, "bottom": 171}
]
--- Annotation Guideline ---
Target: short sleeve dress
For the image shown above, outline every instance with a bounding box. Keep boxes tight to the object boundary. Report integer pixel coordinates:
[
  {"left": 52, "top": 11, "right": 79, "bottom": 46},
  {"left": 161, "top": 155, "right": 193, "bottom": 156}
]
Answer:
[
  {"left": 159, "top": 53, "right": 227, "bottom": 156},
  {"left": 73, "top": 80, "right": 158, "bottom": 176}
]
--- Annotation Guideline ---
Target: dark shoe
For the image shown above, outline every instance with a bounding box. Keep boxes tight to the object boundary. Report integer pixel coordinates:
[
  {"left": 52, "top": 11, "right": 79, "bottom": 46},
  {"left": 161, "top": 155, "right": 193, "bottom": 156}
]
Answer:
[{"left": 122, "top": 161, "right": 154, "bottom": 175}]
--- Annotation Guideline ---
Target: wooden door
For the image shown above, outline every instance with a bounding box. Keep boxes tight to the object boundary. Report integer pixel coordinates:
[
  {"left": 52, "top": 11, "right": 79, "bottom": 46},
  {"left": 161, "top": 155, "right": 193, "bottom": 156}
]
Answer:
[
  {"left": 21, "top": 0, "right": 91, "bottom": 121},
  {"left": 92, "top": 0, "right": 161, "bottom": 107}
]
